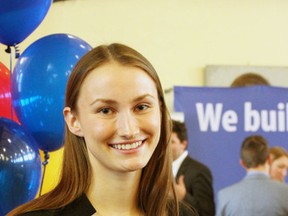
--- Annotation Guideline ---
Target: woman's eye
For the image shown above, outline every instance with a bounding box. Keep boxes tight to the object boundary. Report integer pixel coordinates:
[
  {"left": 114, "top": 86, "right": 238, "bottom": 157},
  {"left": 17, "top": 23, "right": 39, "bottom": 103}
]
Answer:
[
  {"left": 135, "top": 104, "right": 149, "bottom": 111},
  {"left": 99, "top": 107, "right": 113, "bottom": 115}
]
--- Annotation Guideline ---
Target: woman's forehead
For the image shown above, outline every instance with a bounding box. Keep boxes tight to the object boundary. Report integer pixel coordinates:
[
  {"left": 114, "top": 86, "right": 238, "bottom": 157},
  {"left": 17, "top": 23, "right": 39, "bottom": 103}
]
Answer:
[{"left": 77, "top": 63, "right": 158, "bottom": 104}]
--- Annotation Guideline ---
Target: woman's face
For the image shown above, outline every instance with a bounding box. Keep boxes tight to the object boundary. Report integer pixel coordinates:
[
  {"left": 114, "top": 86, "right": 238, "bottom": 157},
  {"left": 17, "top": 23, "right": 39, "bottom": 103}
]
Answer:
[
  {"left": 67, "top": 62, "right": 161, "bottom": 173},
  {"left": 270, "top": 156, "right": 288, "bottom": 182}
]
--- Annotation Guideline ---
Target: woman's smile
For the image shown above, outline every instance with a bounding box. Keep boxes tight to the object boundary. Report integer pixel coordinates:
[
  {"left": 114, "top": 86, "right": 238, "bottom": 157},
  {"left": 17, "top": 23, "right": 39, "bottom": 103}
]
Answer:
[{"left": 110, "top": 139, "right": 145, "bottom": 151}]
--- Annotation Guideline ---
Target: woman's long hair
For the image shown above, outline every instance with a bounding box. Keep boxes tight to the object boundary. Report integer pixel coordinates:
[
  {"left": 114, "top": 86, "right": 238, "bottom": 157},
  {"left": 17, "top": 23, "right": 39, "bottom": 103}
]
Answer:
[{"left": 8, "top": 43, "right": 178, "bottom": 216}]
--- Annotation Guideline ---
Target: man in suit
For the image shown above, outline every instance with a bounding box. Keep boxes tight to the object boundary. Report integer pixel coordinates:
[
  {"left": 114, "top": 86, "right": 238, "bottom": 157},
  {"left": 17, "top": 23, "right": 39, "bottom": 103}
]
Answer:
[
  {"left": 171, "top": 120, "right": 215, "bottom": 216},
  {"left": 216, "top": 135, "right": 288, "bottom": 216}
]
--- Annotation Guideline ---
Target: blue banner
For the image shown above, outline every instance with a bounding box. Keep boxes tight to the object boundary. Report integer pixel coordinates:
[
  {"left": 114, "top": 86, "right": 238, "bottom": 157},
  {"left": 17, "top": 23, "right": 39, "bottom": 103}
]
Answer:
[{"left": 174, "top": 86, "right": 288, "bottom": 199}]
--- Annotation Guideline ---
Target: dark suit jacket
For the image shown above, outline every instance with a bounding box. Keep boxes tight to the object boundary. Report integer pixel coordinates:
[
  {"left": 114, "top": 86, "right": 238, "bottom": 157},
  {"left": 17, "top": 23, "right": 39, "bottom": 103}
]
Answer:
[{"left": 176, "top": 155, "right": 215, "bottom": 216}]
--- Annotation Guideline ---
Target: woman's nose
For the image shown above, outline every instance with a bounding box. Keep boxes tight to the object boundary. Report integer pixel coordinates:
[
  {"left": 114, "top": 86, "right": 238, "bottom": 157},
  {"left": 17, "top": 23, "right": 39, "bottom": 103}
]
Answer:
[{"left": 116, "top": 111, "right": 139, "bottom": 138}]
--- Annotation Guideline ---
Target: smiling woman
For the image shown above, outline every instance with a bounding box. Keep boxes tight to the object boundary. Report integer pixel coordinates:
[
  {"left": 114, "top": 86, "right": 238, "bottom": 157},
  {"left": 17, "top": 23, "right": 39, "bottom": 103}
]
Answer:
[{"left": 8, "top": 43, "right": 197, "bottom": 216}]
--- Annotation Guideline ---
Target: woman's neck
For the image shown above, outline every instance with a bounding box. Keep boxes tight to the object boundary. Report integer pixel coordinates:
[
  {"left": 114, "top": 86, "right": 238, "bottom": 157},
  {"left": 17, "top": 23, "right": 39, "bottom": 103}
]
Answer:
[{"left": 86, "top": 163, "right": 143, "bottom": 216}]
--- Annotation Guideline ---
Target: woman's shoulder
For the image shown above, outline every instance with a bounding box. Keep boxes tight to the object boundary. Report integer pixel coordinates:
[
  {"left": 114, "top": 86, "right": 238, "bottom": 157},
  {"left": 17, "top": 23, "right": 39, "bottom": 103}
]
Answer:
[{"left": 15, "top": 193, "right": 96, "bottom": 216}]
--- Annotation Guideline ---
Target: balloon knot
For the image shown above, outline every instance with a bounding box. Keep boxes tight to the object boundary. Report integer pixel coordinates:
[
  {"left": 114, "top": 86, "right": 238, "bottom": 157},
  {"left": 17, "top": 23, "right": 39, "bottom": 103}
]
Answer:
[
  {"left": 4, "top": 44, "right": 20, "bottom": 58},
  {"left": 5, "top": 46, "right": 11, "bottom": 53},
  {"left": 42, "top": 150, "right": 50, "bottom": 166}
]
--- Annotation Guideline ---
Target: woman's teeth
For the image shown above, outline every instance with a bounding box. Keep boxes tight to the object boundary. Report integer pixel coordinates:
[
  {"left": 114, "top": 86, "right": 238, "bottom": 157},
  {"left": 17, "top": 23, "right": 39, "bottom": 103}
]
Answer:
[{"left": 112, "top": 141, "right": 142, "bottom": 150}]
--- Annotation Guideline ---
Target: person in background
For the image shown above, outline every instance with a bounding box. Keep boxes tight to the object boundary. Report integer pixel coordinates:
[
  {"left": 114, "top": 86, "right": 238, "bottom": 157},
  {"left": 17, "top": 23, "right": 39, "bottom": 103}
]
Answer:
[
  {"left": 8, "top": 43, "right": 197, "bottom": 216},
  {"left": 230, "top": 72, "right": 270, "bottom": 87},
  {"left": 269, "top": 146, "right": 288, "bottom": 183},
  {"left": 171, "top": 120, "right": 215, "bottom": 216},
  {"left": 216, "top": 135, "right": 288, "bottom": 216}
]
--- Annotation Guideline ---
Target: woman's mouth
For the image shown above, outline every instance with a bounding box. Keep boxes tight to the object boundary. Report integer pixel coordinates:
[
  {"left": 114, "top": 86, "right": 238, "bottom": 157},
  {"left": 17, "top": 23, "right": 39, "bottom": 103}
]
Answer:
[{"left": 110, "top": 140, "right": 144, "bottom": 150}]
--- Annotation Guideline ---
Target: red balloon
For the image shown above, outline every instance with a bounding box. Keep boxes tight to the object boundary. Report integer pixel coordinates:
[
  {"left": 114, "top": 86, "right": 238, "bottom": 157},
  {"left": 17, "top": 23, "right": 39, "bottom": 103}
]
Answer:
[{"left": 0, "top": 61, "right": 18, "bottom": 122}]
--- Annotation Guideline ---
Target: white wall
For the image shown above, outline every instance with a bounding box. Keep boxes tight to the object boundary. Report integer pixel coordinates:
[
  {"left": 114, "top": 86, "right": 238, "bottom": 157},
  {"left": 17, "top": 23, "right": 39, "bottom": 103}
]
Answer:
[{"left": 3, "top": 0, "right": 288, "bottom": 89}]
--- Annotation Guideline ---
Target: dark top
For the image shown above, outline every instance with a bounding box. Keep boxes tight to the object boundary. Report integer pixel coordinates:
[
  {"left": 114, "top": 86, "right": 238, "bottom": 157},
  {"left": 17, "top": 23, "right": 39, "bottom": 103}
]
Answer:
[
  {"left": 20, "top": 194, "right": 95, "bottom": 216},
  {"left": 176, "top": 155, "right": 215, "bottom": 216},
  {"left": 19, "top": 194, "right": 197, "bottom": 216}
]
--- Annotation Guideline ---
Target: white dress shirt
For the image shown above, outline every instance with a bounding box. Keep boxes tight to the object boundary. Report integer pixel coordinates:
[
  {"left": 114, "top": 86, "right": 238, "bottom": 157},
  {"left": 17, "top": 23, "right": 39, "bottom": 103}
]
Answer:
[{"left": 172, "top": 150, "right": 188, "bottom": 178}]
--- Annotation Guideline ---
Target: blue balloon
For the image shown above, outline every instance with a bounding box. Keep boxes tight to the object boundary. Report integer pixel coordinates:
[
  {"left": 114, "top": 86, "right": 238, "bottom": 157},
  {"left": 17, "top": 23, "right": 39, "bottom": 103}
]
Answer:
[
  {"left": 0, "top": 117, "right": 42, "bottom": 216},
  {"left": 0, "top": 0, "right": 52, "bottom": 46},
  {"left": 11, "top": 34, "right": 92, "bottom": 152}
]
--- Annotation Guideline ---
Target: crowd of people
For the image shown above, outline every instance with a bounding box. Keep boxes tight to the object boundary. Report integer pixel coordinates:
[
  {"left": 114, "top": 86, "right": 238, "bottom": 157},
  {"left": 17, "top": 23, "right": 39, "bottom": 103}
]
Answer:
[
  {"left": 171, "top": 120, "right": 288, "bottom": 216},
  {"left": 7, "top": 43, "right": 288, "bottom": 216}
]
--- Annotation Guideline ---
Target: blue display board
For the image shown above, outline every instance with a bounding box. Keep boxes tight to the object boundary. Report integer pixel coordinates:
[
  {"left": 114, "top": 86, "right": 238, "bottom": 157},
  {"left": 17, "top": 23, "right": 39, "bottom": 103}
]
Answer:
[{"left": 174, "top": 86, "right": 288, "bottom": 201}]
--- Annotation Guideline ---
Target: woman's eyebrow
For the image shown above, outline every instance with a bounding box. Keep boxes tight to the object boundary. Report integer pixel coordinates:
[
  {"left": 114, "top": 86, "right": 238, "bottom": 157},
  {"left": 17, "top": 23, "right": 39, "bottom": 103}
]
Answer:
[
  {"left": 89, "top": 94, "right": 156, "bottom": 106},
  {"left": 133, "top": 94, "right": 156, "bottom": 102},
  {"left": 89, "top": 98, "right": 117, "bottom": 106}
]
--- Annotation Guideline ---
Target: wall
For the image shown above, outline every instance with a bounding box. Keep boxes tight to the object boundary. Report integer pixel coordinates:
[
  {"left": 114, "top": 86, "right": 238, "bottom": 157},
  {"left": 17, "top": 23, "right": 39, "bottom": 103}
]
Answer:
[{"left": 1, "top": 0, "right": 288, "bottom": 194}]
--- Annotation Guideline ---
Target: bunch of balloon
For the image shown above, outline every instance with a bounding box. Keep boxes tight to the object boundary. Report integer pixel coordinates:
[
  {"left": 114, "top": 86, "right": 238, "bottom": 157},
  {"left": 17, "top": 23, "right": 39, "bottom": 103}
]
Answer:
[
  {"left": 0, "top": 1, "right": 56, "bottom": 215},
  {"left": 0, "top": 0, "right": 52, "bottom": 57},
  {"left": 11, "top": 33, "right": 92, "bottom": 194},
  {"left": 0, "top": 117, "right": 42, "bottom": 216}
]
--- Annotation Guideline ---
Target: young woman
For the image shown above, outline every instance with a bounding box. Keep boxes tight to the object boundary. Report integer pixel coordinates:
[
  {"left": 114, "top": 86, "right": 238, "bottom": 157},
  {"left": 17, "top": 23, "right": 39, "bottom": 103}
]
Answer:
[
  {"left": 8, "top": 43, "right": 196, "bottom": 216},
  {"left": 269, "top": 146, "right": 288, "bottom": 183}
]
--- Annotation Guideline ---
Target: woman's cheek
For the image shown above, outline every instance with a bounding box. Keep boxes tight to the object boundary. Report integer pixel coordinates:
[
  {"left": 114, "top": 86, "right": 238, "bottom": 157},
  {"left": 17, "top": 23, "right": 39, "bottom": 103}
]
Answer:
[
  {"left": 145, "top": 114, "right": 161, "bottom": 138},
  {"left": 92, "top": 121, "right": 114, "bottom": 140}
]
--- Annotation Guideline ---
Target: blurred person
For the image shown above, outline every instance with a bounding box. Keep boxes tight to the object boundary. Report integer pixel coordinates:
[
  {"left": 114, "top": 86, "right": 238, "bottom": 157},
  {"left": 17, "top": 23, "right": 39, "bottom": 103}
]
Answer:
[
  {"left": 230, "top": 72, "right": 270, "bottom": 87},
  {"left": 216, "top": 135, "right": 288, "bottom": 216},
  {"left": 8, "top": 43, "right": 197, "bottom": 216},
  {"left": 269, "top": 146, "right": 288, "bottom": 182},
  {"left": 171, "top": 120, "right": 215, "bottom": 216}
]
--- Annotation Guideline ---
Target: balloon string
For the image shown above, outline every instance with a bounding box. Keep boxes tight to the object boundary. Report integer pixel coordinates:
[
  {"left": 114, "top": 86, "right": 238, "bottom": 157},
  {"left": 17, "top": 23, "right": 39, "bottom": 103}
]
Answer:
[
  {"left": 5, "top": 44, "right": 20, "bottom": 120},
  {"left": 39, "top": 150, "right": 50, "bottom": 196},
  {"left": 5, "top": 46, "right": 13, "bottom": 120}
]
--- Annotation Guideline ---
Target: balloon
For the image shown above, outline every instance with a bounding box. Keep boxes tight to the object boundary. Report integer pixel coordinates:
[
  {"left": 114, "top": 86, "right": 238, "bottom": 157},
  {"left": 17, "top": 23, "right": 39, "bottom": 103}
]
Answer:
[
  {"left": 12, "top": 34, "right": 92, "bottom": 151},
  {"left": 0, "top": 62, "right": 19, "bottom": 122},
  {"left": 0, "top": 62, "right": 11, "bottom": 118},
  {"left": 0, "top": 0, "right": 52, "bottom": 46},
  {"left": 0, "top": 117, "right": 42, "bottom": 216}
]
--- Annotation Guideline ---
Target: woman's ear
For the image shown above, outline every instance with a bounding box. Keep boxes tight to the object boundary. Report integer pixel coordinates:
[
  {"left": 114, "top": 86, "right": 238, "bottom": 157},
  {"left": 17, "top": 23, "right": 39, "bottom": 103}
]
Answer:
[{"left": 63, "top": 107, "right": 83, "bottom": 137}]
